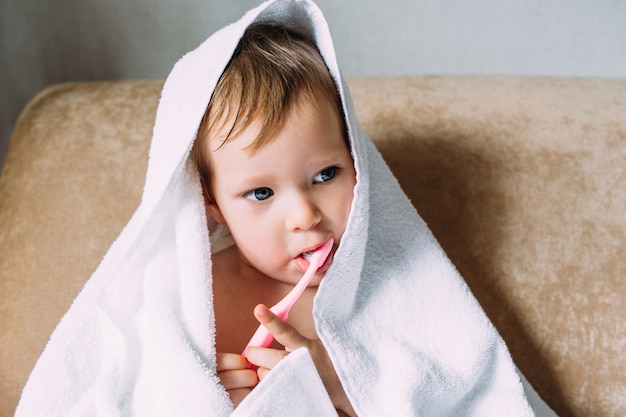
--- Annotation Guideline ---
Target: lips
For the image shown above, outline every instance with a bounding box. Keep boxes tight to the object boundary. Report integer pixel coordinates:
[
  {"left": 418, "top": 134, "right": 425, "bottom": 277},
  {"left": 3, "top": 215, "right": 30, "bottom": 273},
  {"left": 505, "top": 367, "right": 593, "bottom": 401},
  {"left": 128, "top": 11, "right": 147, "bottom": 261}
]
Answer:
[{"left": 294, "top": 237, "right": 334, "bottom": 274}]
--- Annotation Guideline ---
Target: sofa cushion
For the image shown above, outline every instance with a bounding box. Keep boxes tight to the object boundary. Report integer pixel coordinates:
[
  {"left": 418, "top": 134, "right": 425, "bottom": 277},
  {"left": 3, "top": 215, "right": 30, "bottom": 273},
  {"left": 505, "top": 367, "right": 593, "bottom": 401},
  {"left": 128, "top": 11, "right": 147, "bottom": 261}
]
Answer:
[{"left": 1, "top": 77, "right": 625, "bottom": 416}]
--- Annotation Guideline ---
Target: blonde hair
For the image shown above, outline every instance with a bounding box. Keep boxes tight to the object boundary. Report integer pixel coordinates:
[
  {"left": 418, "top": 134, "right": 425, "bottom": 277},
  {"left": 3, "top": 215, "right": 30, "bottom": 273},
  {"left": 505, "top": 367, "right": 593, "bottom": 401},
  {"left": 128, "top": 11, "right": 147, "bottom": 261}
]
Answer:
[{"left": 192, "top": 23, "right": 344, "bottom": 199}]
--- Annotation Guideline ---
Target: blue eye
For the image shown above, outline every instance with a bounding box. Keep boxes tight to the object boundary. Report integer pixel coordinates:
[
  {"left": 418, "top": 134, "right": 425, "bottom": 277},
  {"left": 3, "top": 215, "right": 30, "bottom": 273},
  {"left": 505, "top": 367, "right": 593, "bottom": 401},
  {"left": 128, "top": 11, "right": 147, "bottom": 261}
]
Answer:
[
  {"left": 244, "top": 187, "right": 274, "bottom": 201},
  {"left": 313, "top": 166, "right": 337, "bottom": 183}
]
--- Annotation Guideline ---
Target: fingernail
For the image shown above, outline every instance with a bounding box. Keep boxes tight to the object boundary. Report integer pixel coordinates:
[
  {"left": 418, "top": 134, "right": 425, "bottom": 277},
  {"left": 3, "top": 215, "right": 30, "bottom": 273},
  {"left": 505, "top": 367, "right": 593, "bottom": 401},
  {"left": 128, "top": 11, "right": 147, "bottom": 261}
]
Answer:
[{"left": 241, "top": 350, "right": 256, "bottom": 370}]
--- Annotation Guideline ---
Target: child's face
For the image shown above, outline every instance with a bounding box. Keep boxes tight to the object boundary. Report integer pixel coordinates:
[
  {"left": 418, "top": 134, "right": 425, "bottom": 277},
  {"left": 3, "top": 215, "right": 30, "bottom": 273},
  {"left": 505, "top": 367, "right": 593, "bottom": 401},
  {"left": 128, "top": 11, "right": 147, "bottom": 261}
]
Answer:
[{"left": 205, "top": 95, "right": 356, "bottom": 286}]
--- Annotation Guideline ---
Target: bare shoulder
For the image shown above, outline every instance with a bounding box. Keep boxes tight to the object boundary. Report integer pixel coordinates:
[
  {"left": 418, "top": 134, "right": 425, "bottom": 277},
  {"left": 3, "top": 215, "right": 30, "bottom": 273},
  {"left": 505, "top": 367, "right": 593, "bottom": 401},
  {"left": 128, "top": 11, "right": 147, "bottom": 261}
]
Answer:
[
  {"left": 212, "top": 246, "right": 291, "bottom": 352},
  {"left": 212, "top": 246, "right": 257, "bottom": 352}
]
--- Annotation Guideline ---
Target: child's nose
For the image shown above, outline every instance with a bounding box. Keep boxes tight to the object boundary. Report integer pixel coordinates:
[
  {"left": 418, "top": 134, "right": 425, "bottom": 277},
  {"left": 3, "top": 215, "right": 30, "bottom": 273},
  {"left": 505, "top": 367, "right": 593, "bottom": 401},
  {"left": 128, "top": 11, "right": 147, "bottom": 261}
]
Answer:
[{"left": 285, "top": 193, "right": 321, "bottom": 231}]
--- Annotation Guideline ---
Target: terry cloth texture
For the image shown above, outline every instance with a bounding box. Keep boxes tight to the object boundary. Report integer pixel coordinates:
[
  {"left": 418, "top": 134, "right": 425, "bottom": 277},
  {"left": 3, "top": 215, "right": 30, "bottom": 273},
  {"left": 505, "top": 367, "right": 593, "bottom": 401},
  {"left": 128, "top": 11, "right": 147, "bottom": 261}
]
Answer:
[{"left": 14, "top": 0, "right": 556, "bottom": 415}]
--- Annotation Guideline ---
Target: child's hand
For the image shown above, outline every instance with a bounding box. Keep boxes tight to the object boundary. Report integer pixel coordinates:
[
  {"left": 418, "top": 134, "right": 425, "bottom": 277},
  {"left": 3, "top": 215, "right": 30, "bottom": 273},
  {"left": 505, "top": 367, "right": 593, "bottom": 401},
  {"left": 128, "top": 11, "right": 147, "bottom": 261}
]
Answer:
[
  {"left": 244, "top": 304, "right": 356, "bottom": 416},
  {"left": 216, "top": 352, "right": 259, "bottom": 407}
]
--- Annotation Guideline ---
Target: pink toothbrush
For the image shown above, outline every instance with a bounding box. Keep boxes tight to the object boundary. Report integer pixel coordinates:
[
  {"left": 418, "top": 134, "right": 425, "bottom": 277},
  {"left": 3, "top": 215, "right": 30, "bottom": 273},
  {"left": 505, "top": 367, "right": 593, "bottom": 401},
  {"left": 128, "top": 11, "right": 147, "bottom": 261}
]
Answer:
[{"left": 242, "top": 237, "right": 334, "bottom": 355}]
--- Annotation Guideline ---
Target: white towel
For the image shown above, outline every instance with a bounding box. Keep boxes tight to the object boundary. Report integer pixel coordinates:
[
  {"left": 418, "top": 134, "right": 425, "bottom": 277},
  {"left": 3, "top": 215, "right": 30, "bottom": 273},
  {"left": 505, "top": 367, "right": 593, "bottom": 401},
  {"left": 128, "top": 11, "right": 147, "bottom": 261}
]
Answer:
[{"left": 16, "top": 0, "right": 557, "bottom": 415}]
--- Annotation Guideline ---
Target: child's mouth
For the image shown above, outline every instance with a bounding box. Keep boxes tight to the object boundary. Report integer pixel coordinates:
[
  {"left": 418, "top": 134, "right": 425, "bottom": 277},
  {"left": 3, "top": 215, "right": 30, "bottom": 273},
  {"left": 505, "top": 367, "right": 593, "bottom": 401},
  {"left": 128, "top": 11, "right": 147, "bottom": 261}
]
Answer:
[
  {"left": 295, "top": 238, "right": 334, "bottom": 274},
  {"left": 302, "top": 250, "right": 315, "bottom": 262}
]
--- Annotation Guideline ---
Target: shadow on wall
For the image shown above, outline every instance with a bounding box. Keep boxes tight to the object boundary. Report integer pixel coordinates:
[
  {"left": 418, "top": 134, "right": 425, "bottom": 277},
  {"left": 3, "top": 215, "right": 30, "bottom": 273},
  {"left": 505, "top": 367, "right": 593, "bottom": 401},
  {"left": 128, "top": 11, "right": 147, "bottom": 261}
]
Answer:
[
  {"left": 1, "top": 0, "right": 123, "bottom": 170},
  {"left": 0, "top": 0, "right": 243, "bottom": 170},
  {"left": 3, "top": 0, "right": 626, "bottom": 171}
]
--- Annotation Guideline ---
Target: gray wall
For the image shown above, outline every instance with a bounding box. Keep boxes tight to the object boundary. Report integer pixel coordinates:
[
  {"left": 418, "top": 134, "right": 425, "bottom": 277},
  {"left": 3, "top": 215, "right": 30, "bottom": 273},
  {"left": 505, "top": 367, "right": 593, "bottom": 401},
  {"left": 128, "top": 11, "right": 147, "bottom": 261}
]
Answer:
[{"left": 2, "top": 0, "right": 625, "bottom": 171}]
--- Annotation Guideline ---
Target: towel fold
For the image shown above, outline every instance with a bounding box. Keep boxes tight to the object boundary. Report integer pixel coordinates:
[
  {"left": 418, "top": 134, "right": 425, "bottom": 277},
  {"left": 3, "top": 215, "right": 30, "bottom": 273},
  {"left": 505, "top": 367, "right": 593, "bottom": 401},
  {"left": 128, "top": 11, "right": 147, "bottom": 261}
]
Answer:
[{"left": 16, "top": 0, "right": 556, "bottom": 415}]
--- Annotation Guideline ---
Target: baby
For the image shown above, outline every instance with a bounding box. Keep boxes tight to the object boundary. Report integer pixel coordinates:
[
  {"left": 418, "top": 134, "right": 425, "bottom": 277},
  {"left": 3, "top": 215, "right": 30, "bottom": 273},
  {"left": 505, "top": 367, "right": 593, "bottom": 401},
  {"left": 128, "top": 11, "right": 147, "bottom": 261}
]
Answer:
[
  {"left": 16, "top": 1, "right": 552, "bottom": 415},
  {"left": 192, "top": 22, "right": 357, "bottom": 415}
]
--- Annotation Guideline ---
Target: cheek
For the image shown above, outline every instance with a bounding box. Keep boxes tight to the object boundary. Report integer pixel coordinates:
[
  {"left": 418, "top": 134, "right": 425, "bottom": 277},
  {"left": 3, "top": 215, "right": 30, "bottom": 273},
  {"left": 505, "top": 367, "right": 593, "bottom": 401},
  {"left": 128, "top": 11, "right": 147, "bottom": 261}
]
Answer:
[
  {"left": 341, "top": 190, "right": 354, "bottom": 227},
  {"left": 229, "top": 227, "right": 270, "bottom": 268},
  {"left": 225, "top": 210, "right": 281, "bottom": 259},
  {"left": 332, "top": 178, "right": 356, "bottom": 231},
  {"left": 343, "top": 171, "right": 357, "bottom": 215},
  {"left": 217, "top": 204, "right": 256, "bottom": 246},
  {"left": 227, "top": 215, "right": 264, "bottom": 247}
]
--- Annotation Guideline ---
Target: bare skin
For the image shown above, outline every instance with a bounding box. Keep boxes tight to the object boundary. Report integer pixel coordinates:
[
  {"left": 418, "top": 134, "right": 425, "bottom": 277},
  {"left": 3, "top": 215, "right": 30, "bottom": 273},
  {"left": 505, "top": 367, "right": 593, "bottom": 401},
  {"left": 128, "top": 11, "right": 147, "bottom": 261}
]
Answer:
[
  {"left": 212, "top": 246, "right": 355, "bottom": 415},
  {"left": 204, "top": 94, "right": 357, "bottom": 415}
]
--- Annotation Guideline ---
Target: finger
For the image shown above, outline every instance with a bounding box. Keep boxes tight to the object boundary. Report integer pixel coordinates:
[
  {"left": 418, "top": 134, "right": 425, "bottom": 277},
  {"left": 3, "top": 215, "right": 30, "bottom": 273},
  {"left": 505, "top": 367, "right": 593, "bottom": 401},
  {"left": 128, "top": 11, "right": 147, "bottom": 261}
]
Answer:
[
  {"left": 253, "top": 304, "right": 308, "bottom": 350},
  {"left": 218, "top": 368, "right": 258, "bottom": 390},
  {"left": 216, "top": 352, "right": 251, "bottom": 371},
  {"left": 244, "top": 346, "right": 289, "bottom": 370},
  {"left": 257, "top": 366, "right": 271, "bottom": 381},
  {"left": 228, "top": 387, "right": 252, "bottom": 407}
]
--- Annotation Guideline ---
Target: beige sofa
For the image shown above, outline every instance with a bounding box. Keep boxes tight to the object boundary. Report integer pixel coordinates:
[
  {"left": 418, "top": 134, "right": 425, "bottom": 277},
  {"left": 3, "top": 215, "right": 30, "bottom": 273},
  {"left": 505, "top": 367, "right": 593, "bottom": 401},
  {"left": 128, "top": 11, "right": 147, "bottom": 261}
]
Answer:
[{"left": 1, "top": 77, "right": 625, "bottom": 417}]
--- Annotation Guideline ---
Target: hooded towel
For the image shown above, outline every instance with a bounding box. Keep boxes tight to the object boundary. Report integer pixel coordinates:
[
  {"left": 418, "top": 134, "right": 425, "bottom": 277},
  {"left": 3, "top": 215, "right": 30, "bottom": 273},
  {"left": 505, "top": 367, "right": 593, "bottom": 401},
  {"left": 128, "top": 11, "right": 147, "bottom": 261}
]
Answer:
[{"left": 16, "top": 1, "right": 555, "bottom": 415}]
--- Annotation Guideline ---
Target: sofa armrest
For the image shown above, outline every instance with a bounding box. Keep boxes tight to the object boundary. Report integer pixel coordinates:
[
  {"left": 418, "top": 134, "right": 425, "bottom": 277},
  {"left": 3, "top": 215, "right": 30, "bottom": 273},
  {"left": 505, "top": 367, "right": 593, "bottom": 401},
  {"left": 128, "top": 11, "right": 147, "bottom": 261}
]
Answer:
[
  {"left": 1, "top": 76, "right": 625, "bottom": 417},
  {"left": 0, "top": 80, "right": 161, "bottom": 416}
]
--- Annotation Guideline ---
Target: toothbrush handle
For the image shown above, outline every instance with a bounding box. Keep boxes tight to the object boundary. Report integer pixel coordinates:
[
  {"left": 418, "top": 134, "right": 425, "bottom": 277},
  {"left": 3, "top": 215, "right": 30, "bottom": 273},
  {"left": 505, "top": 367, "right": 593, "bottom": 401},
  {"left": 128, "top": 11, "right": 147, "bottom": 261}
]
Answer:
[
  {"left": 247, "top": 306, "right": 288, "bottom": 346},
  {"left": 241, "top": 326, "right": 271, "bottom": 369},
  {"left": 241, "top": 237, "right": 333, "bottom": 361},
  {"left": 243, "top": 323, "right": 275, "bottom": 351},
  {"left": 242, "top": 308, "right": 287, "bottom": 365},
  {"left": 242, "top": 269, "right": 313, "bottom": 354}
]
